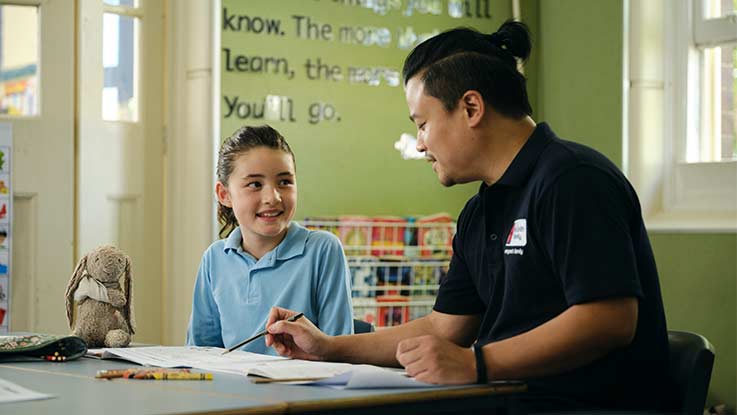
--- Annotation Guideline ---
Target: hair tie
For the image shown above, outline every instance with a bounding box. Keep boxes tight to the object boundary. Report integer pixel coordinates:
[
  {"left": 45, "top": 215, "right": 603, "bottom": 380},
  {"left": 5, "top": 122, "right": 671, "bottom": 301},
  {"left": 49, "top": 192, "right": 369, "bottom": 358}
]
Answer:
[{"left": 488, "top": 32, "right": 509, "bottom": 51}]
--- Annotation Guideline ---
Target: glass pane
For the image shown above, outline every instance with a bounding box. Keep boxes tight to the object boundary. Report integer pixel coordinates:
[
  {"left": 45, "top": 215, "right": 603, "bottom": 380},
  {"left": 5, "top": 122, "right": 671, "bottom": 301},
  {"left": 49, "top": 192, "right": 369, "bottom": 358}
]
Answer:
[
  {"left": 104, "top": 0, "right": 138, "bottom": 7},
  {"left": 102, "top": 13, "right": 139, "bottom": 122},
  {"left": 0, "top": 5, "right": 39, "bottom": 116},
  {"left": 721, "top": 45, "right": 736, "bottom": 160},
  {"left": 692, "top": 45, "right": 737, "bottom": 162},
  {"left": 704, "top": 0, "right": 736, "bottom": 19}
]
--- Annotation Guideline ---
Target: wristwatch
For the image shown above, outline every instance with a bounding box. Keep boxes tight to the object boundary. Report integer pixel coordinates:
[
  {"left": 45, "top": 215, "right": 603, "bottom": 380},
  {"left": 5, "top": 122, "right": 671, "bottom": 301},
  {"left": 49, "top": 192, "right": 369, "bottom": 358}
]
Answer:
[{"left": 472, "top": 342, "right": 487, "bottom": 384}]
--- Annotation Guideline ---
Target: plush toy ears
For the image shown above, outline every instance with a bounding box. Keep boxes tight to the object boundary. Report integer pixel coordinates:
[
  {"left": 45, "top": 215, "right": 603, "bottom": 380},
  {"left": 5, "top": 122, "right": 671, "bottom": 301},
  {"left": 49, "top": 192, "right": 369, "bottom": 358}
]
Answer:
[
  {"left": 122, "top": 257, "right": 135, "bottom": 335},
  {"left": 65, "top": 255, "right": 88, "bottom": 329}
]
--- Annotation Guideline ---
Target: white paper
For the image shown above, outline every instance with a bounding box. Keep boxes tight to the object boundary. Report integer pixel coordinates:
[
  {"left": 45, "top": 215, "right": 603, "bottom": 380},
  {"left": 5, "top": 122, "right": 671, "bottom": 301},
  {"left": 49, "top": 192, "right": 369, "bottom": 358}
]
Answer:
[
  {"left": 247, "top": 360, "right": 354, "bottom": 379},
  {"left": 0, "top": 378, "right": 54, "bottom": 403},
  {"left": 87, "top": 346, "right": 285, "bottom": 370},
  {"left": 307, "top": 365, "right": 437, "bottom": 389}
]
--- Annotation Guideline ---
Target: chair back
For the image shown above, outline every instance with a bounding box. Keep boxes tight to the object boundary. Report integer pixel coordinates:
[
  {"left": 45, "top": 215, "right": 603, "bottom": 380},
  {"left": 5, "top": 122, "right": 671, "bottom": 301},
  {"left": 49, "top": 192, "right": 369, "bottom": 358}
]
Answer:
[
  {"left": 353, "top": 319, "right": 375, "bottom": 334},
  {"left": 668, "top": 330, "right": 715, "bottom": 415}
]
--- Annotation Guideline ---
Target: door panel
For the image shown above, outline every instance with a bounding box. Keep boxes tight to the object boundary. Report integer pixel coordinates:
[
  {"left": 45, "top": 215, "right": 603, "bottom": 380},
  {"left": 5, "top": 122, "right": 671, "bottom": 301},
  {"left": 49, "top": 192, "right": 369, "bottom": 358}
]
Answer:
[{"left": 78, "top": 0, "right": 164, "bottom": 343}]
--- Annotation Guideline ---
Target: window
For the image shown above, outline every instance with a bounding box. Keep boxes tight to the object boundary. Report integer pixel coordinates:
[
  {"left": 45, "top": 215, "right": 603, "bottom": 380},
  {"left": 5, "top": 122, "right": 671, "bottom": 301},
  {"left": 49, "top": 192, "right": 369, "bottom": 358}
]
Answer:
[
  {"left": 626, "top": 0, "right": 737, "bottom": 231},
  {"left": 689, "top": 0, "right": 736, "bottom": 162},
  {"left": 0, "top": 5, "right": 39, "bottom": 116},
  {"left": 102, "top": 0, "right": 140, "bottom": 122}
]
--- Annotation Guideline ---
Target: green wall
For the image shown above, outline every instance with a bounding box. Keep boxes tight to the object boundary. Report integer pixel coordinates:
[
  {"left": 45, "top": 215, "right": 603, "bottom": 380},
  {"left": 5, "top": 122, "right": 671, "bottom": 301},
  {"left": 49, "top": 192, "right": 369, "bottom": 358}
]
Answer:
[
  {"left": 220, "top": 1, "right": 511, "bottom": 220},
  {"left": 531, "top": 0, "right": 737, "bottom": 408},
  {"left": 653, "top": 233, "right": 737, "bottom": 408}
]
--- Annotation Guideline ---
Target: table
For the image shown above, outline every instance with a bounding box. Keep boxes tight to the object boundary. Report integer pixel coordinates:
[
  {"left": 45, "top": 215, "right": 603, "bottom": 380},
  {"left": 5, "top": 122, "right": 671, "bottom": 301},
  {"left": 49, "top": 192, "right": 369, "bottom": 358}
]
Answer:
[{"left": 0, "top": 357, "right": 526, "bottom": 414}]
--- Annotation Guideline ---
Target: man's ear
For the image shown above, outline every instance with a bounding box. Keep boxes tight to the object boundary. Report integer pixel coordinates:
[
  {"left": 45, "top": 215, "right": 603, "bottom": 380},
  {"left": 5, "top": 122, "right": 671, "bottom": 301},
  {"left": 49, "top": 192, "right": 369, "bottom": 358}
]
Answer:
[
  {"left": 215, "top": 182, "right": 232, "bottom": 207},
  {"left": 460, "top": 90, "right": 485, "bottom": 128}
]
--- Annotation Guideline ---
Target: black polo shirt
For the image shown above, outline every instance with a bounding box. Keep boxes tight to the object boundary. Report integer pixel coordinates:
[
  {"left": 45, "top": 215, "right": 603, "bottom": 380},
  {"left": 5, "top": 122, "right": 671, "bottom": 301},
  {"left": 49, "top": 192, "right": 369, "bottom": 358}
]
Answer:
[{"left": 434, "top": 123, "right": 670, "bottom": 410}]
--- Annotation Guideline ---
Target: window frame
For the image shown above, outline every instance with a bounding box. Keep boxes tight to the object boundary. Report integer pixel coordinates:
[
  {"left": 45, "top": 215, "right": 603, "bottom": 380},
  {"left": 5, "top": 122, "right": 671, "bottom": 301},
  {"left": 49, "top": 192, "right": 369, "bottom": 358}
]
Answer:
[{"left": 693, "top": 0, "right": 737, "bottom": 47}]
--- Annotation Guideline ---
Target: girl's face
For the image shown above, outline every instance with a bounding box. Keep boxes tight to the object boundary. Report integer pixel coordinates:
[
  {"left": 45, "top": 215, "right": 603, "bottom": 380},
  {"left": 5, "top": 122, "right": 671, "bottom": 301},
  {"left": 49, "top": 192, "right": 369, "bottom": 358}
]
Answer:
[{"left": 216, "top": 147, "right": 297, "bottom": 252}]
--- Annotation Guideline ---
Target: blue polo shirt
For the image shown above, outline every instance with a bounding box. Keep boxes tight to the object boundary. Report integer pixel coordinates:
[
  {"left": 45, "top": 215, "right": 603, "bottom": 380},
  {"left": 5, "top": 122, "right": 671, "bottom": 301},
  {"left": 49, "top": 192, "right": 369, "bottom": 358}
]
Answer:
[
  {"left": 186, "top": 222, "right": 354, "bottom": 354},
  {"left": 434, "top": 123, "right": 670, "bottom": 410}
]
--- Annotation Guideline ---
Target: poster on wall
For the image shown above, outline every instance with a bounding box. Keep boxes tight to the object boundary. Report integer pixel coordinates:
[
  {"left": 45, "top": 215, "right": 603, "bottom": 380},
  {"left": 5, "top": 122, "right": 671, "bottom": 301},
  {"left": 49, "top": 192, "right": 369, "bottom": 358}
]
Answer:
[
  {"left": 0, "top": 123, "right": 11, "bottom": 334},
  {"left": 219, "top": 0, "right": 510, "bottom": 219}
]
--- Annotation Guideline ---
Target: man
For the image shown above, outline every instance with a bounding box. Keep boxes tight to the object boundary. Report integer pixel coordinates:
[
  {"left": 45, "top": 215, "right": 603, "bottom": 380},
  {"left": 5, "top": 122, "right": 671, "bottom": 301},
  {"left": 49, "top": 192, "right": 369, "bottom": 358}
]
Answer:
[{"left": 266, "top": 20, "right": 670, "bottom": 411}]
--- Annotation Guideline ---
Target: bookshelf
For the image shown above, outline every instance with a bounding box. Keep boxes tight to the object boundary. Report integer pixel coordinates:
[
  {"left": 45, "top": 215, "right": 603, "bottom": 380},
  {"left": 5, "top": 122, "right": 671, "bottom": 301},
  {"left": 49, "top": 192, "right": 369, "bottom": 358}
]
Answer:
[{"left": 301, "top": 214, "right": 455, "bottom": 328}]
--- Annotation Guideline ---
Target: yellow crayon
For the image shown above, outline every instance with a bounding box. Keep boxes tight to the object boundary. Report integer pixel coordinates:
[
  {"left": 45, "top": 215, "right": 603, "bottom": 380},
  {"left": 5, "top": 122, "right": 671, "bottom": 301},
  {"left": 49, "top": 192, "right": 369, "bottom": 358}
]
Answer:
[{"left": 144, "top": 372, "right": 213, "bottom": 380}]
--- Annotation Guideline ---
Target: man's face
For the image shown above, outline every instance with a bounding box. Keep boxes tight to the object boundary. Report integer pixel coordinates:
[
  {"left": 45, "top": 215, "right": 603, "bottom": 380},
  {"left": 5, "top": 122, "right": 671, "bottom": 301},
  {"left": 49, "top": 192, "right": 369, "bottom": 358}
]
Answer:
[{"left": 405, "top": 76, "right": 476, "bottom": 187}]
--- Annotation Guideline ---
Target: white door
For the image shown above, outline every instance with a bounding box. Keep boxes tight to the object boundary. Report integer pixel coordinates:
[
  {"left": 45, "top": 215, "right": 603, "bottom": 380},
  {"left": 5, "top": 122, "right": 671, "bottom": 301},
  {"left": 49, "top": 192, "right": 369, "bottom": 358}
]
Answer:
[
  {"left": 0, "top": 0, "right": 74, "bottom": 333},
  {"left": 78, "top": 0, "right": 164, "bottom": 344}
]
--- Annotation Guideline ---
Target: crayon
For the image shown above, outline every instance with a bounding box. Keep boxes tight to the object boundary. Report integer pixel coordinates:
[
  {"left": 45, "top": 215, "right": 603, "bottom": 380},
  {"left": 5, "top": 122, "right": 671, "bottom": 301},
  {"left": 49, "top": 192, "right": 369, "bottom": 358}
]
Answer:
[
  {"left": 96, "top": 368, "right": 191, "bottom": 379},
  {"left": 127, "top": 368, "right": 191, "bottom": 379},
  {"left": 96, "top": 368, "right": 139, "bottom": 379},
  {"left": 139, "top": 372, "right": 213, "bottom": 380}
]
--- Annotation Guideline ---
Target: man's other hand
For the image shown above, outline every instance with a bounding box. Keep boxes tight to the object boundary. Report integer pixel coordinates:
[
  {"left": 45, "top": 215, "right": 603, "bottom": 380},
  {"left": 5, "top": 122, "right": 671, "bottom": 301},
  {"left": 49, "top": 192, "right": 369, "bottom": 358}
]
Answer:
[{"left": 396, "top": 335, "right": 476, "bottom": 384}]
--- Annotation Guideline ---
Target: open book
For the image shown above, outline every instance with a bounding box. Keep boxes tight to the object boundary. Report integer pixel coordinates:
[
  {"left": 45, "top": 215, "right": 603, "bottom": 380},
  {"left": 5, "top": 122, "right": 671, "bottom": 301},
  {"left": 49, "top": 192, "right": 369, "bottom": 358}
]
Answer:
[
  {"left": 86, "top": 346, "right": 437, "bottom": 388},
  {"left": 86, "top": 346, "right": 284, "bottom": 374}
]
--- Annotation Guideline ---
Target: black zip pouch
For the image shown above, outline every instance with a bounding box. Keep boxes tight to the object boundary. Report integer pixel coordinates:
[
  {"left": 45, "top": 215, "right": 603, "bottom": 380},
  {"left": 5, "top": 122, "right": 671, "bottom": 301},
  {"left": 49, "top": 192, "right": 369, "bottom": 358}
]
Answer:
[{"left": 0, "top": 334, "right": 87, "bottom": 362}]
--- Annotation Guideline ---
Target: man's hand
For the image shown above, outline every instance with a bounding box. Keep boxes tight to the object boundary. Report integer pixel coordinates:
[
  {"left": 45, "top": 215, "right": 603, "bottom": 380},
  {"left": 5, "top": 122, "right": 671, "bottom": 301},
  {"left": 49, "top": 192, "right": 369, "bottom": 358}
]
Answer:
[
  {"left": 265, "top": 306, "right": 330, "bottom": 361},
  {"left": 395, "top": 335, "right": 476, "bottom": 384}
]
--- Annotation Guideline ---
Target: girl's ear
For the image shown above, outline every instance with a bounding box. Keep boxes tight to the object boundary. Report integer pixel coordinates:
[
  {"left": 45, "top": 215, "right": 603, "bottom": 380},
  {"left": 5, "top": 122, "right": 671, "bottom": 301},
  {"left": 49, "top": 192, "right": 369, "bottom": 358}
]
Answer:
[{"left": 215, "top": 181, "right": 232, "bottom": 207}]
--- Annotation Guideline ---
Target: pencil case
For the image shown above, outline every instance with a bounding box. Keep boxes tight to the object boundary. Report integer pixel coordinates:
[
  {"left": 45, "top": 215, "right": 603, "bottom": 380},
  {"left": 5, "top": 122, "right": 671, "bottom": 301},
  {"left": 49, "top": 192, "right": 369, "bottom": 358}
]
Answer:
[{"left": 0, "top": 333, "right": 88, "bottom": 362}]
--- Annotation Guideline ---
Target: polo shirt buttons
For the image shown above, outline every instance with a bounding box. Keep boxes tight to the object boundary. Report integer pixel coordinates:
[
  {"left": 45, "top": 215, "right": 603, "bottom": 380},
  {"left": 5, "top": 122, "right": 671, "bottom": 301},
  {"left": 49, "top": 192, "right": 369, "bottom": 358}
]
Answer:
[{"left": 489, "top": 234, "right": 498, "bottom": 241}]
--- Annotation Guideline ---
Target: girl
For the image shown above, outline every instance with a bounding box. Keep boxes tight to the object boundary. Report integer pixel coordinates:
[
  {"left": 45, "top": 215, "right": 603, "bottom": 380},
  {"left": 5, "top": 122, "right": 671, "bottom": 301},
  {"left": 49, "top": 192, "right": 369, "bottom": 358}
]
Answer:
[{"left": 186, "top": 125, "right": 353, "bottom": 354}]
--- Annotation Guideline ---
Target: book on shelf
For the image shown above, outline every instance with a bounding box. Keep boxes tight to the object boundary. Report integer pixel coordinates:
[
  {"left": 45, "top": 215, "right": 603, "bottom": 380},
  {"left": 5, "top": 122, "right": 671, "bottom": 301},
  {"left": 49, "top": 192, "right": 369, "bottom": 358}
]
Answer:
[
  {"left": 417, "top": 213, "right": 454, "bottom": 258},
  {"left": 371, "top": 216, "right": 406, "bottom": 256}
]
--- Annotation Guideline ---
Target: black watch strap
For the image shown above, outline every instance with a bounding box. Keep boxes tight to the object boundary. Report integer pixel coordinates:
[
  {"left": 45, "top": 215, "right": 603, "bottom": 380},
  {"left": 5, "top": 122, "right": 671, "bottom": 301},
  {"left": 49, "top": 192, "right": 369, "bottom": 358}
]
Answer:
[{"left": 472, "top": 342, "right": 487, "bottom": 384}]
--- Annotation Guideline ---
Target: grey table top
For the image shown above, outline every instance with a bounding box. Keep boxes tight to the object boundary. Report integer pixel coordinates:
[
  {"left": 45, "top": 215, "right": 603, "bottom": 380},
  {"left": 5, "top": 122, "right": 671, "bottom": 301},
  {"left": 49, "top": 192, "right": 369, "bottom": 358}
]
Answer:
[{"left": 0, "top": 357, "right": 525, "bottom": 414}]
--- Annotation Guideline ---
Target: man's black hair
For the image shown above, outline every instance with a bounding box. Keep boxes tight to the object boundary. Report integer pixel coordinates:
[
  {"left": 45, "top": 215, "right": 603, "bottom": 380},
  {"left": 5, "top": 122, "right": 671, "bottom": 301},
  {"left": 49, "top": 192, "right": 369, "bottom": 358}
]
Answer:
[{"left": 402, "top": 20, "right": 533, "bottom": 118}]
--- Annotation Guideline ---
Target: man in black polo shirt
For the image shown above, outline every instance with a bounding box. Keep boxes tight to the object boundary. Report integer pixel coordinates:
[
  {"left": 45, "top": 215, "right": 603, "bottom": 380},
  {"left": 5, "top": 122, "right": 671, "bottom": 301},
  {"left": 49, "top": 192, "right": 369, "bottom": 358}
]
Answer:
[{"left": 266, "top": 20, "right": 670, "bottom": 411}]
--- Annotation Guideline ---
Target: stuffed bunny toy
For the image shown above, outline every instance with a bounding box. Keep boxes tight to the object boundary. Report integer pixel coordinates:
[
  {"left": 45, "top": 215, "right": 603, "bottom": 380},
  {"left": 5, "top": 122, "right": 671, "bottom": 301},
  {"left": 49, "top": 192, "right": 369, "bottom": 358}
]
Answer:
[{"left": 65, "top": 245, "right": 135, "bottom": 348}]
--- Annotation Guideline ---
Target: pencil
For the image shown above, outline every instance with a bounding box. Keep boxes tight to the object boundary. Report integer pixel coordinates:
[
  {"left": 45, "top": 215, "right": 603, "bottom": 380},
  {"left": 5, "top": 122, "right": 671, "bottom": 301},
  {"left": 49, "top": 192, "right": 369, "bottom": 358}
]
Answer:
[
  {"left": 222, "top": 312, "right": 305, "bottom": 355},
  {"left": 250, "top": 376, "right": 326, "bottom": 384}
]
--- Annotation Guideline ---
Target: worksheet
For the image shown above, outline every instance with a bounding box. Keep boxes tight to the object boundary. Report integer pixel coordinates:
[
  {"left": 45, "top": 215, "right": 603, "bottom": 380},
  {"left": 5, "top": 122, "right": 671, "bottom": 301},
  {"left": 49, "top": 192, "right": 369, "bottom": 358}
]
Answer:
[
  {"left": 0, "top": 378, "right": 54, "bottom": 404},
  {"left": 87, "top": 346, "right": 284, "bottom": 369}
]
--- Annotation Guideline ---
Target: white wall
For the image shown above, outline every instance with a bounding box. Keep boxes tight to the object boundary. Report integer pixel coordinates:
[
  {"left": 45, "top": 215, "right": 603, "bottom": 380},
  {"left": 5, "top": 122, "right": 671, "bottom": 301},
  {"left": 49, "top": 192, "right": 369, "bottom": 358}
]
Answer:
[{"left": 163, "top": 0, "right": 215, "bottom": 345}]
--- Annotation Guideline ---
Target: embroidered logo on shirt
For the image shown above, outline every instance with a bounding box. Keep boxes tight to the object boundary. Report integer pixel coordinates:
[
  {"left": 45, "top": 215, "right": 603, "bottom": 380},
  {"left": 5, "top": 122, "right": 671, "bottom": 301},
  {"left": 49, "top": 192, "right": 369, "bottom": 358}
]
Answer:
[{"left": 504, "top": 219, "right": 527, "bottom": 256}]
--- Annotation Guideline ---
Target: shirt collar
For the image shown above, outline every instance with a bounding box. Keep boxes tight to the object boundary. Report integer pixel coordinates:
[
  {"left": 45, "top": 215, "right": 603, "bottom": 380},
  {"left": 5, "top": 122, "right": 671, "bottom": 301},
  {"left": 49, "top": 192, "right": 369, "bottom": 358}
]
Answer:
[
  {"left": 224, "top": 226, "right": 244, "bottom": 253},
  {"left": 481, "top": 122, "right": 554, "bottom": 191},
  {"left": 274, "top": 222, "right": 309, "bottom": 260},
  {"left": 223, "top": 222, "right": 308, "bottom": 261}
]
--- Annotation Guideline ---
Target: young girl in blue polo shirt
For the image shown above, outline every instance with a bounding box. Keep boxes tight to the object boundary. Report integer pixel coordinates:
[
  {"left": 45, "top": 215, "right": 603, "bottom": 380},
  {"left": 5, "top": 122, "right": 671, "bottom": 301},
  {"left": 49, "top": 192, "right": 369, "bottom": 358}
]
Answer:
[{"left": 186, "top": 125, "right": 353, "bottom": 354}]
